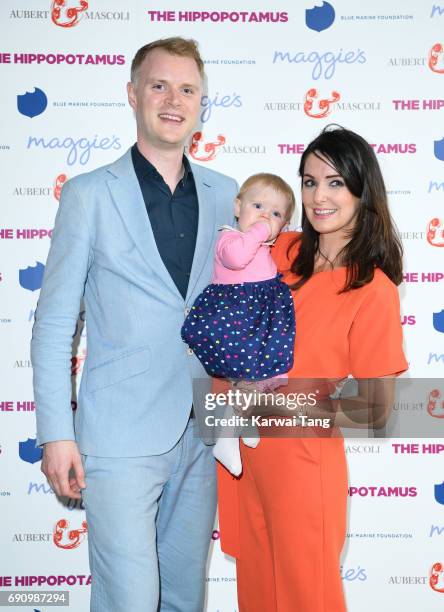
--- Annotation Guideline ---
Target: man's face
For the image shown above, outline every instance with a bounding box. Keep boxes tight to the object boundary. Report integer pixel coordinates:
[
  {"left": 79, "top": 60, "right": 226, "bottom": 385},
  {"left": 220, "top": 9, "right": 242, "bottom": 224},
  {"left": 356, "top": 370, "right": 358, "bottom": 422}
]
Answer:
[{"left": 127, "top": 48, "right": 203, "bottom": 150}]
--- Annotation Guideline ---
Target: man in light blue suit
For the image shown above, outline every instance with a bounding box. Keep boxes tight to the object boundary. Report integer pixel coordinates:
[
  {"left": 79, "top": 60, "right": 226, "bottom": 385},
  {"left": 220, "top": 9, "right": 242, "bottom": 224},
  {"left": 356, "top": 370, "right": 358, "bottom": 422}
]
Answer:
[{"left": 31, "top": 37, "right": 237, "bottom": 612}]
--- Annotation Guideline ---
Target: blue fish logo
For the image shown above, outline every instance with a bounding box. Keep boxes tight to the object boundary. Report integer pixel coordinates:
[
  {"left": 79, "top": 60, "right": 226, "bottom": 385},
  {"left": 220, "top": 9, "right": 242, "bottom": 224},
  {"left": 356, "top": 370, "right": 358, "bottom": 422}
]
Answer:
[
  {"left": 306, "top": 1, "right": 335, "bottom": 31},
  {"left": 433, "top": 310, "right": 444, "bottom": 333},
  {"left": 19, "top": 438, "right": 43, "bottom": 464},
  {"left": 435, "top": 482, "right": 444, "bottom": 504},
  {"left": 434, "top": 138, "right": 444, "bottom": 161},
  {"left": 17, "top": 87, "right": 48, "bottom": 118},
  {"left": 19, "top": 261, "right": 45, "bottom": 291}
]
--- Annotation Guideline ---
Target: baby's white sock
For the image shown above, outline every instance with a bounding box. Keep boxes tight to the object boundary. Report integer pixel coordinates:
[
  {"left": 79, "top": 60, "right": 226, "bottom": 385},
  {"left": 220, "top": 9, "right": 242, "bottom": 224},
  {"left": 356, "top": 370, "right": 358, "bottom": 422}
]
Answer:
[
  {"left": 212, "top": 405, "right": 260, "bottom": 476},
  {"left": 213, "top": 436, "right": 243, "bottom": 477}
]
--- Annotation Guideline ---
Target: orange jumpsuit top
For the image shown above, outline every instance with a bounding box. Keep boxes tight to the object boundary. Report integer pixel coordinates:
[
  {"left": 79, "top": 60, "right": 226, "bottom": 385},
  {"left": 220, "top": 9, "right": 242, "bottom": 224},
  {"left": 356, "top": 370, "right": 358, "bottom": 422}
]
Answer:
[{"left": 218, "top": 231, "right": 408, "bottom": 557}]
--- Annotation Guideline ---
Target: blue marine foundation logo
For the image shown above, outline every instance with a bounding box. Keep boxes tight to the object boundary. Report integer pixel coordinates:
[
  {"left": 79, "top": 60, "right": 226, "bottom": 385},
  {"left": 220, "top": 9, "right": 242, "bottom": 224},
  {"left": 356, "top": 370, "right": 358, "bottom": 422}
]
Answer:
[
  {"left": 306, "top": 1, "right": 335, "bottom": 31},
  {"left": 17, "top": 87, "right": 48, "bottom": 118},
  {"left": 19, "top": 261, "right": 45, "bottom": 291},
  {"left": 433, "top": 310, "right": 444, "bottom": 333},
  {"left": 435, "top": 482, "right": 444, "bottom": 504},
  {"left": 19, "top": 437, "right": 43, "bottom": 464},
  {"left": 434, "top": 138, "right": 444, "bottom": 161}
]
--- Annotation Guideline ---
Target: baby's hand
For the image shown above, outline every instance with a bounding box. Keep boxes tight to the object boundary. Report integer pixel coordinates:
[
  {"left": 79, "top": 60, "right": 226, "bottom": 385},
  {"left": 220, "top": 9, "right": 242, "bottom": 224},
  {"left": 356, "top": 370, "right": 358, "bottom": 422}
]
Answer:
[{"left": 256, "top": 219, "right": 273, "bottom": 241}]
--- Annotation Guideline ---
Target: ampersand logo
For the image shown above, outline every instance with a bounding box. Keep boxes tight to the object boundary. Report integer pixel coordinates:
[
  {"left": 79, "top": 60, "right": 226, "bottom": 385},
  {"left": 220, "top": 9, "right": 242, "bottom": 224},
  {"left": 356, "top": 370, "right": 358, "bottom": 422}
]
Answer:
[
  {"left": 303, "top": 88, "right": 340, "bottom": 118},
  {"left": 71, "top": 348, "right": 87, "bottom": 376},
  {"left": 427, "top": 389, "right": 444, "bottom": 418},
  {"left": 427, "top": 218, "right": 444, "bottom": 247},
  {"left": 430, "top": 563, "right": 444, "bottom": 592},
  {"left": 53, "top": 173, "right": 68, "bottom": 201},
  {"left": 428, "top": 44, "right": 444, "bottom": 74},
  {"left": 51, "top": 0, "right": 88, "bottom": 28},
  {"left": 189, "top": 131, "right": 226, "bottom": 162},
  {"left": 53, "top": 518, "right": 88, "bottom": 549}
]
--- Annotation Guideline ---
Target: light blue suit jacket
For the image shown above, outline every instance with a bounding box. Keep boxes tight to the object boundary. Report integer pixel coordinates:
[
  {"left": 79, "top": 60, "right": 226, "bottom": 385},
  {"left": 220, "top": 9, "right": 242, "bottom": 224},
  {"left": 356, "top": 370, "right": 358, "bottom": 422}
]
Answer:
[{"left": 31, "top": 148, "right": 237, "bottom": 456}]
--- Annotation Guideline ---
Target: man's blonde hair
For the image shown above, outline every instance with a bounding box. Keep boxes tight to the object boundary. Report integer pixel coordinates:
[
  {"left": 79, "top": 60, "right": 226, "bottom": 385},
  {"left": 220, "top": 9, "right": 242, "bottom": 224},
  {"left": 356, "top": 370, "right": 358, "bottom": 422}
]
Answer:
[
  {"left": 238, "top": 173, "right": 296, "bottom": 221},
  {"left": 130, "top": 37, "right": 204, "bottom": 84}
]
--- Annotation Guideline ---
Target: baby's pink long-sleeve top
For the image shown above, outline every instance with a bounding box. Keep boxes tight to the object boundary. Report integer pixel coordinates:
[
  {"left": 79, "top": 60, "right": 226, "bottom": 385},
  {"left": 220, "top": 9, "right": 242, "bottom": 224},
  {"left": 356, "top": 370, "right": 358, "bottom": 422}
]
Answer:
[{"left": 211, "top": 221, "right": 278, "bottom": 284}]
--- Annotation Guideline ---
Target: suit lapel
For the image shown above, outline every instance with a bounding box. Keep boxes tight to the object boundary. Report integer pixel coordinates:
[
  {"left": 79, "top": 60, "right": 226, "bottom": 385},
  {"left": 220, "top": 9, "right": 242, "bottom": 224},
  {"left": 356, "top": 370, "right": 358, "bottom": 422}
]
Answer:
[
  {"left": 106, "top": 149, "right": 183, "bottom": 299},
  {"left": 186, "top": 162, "right": 216, "bottom": 302}
]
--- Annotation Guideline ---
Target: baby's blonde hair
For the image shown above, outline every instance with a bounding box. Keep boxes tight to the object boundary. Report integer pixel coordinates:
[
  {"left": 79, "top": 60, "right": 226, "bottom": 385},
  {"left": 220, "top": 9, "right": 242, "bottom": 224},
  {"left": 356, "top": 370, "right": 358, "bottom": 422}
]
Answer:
[{"left": 237, "top": 173, "right": 296, "bottom": 221}]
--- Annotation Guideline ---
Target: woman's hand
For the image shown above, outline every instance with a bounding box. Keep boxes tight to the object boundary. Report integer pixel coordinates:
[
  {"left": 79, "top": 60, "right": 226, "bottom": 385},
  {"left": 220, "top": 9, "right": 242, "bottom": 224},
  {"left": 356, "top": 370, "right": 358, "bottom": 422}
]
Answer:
[{"left": 231, "top": 381, "right": 276, "bottom": 417}]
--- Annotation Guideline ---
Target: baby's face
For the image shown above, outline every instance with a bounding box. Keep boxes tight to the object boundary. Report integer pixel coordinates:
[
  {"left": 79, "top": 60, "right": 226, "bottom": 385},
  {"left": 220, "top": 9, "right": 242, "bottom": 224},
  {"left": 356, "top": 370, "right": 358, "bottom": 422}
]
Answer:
[{"left": 235, "top": 183, "right": 289, "bottom": 240}]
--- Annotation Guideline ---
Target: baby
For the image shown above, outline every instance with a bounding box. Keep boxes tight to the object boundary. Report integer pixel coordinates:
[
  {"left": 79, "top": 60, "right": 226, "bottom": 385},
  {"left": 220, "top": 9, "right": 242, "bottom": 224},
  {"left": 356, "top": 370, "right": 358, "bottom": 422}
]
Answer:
[{"left": 181, "top": 173, "right": 296, "bottom": 475}]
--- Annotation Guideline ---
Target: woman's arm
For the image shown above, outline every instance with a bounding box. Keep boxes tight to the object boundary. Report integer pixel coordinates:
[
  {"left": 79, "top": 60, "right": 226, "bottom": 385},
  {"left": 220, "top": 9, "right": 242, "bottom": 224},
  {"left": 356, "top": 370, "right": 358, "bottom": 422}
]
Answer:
[{"left": 233, "top": 377, "right": 396, "bottom": 430}]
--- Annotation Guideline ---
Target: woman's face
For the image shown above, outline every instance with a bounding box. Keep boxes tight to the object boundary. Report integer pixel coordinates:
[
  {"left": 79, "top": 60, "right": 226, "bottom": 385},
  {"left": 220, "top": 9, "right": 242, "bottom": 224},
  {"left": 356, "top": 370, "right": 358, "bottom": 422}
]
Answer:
[{"left": 301, "top": 153, "right": 360, "bottom": 239}]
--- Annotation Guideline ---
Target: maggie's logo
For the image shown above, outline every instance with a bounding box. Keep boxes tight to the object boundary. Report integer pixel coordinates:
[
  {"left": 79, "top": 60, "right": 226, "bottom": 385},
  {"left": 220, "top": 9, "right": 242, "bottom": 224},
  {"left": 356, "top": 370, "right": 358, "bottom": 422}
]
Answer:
[
  {"left": 53, "top": 518, "right": 87, "bottom": 549},
  {"left": 189, "top": 131, "right": 225, "bottom": 162},
  {"left": 51, "top": 0, "right": 88, "bottom": 28},
  {"left": 303, "top": 88, "right": 340, "bottom": 118},
  {"left": 428, "top": 43, "right": 444, "bottom": 73},
  {"left": 427, "top": 218, "right": 444, "bottom": 247}
]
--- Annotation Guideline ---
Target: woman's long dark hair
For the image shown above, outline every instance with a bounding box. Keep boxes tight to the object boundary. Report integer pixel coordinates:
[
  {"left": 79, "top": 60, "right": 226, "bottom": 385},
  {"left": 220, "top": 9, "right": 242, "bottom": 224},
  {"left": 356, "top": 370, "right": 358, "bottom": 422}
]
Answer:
[{"left": 290, "top": 125, "right": 403, "bottom": 292}]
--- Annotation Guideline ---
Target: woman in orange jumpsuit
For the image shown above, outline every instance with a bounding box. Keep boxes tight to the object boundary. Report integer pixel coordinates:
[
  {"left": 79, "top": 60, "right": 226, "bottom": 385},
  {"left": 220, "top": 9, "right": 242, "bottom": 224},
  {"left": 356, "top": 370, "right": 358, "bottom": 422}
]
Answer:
[{"left": 217, "top": 126, "right": 408, "bottom": 612}]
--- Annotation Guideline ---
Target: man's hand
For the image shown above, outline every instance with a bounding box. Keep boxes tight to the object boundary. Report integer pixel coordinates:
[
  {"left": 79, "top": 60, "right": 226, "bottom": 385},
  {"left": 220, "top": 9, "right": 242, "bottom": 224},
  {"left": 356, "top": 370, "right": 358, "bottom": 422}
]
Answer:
[{"left": 41, "top": 440, "right": 86, "bottom": 499}]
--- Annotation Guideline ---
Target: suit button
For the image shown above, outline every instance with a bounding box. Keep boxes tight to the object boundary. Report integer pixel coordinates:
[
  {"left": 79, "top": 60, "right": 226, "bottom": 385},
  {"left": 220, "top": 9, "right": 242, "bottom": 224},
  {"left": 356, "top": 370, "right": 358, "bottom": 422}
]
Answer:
[
  {"left": 187, "top": 347, "right": 194, "bottom": 356},
  {"left": 184, "top": 307, "right": 190, "bottom": 316}
]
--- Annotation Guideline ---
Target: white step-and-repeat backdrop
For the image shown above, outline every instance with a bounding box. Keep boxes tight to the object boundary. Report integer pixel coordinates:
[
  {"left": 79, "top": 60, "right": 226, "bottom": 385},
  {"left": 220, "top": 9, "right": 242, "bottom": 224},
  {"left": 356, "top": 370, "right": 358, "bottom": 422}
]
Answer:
[{"left": 1, "top": 0, "right": 444, "bottom": 610}]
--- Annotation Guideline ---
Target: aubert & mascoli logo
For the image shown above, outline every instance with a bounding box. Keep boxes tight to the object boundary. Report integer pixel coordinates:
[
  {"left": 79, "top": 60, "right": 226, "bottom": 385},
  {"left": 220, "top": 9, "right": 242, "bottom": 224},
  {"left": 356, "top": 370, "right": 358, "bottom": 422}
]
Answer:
[
  {"left": 72, "top": 348, "right": 87, "bottom": 376},
  {"left": 54, "top": 173, "right": 68, "bottom": 201},
  {"left": 188, "top": 132, "right": 226, "bottom": 162},
  {"left": 428, "top": 389, "right": 444, "bottom": 418},
  {"left": 264, "top": 98, "right": 380, "bottom": 113},
  {"left": 13, "top": 360, "right": 33, "bottom": 369},
  {"left": 389, "top": 575, "right": 427, "bottom": 585},
  {"left": 430, "top": 563, "right": 444, "bottom": 592},
  {"left": 10, "top": 4, "right": 129, "bottom": 23},
  {"left": 51, "top": 0, "right": 88, "bottom": 27},
  {"left": 53, "top": 518, "right": 88, "bottom": 549},
  {"left": 13, "top": 184, "right": 53, "bottom": 197},
  {"left": 427, "top": 218, "right": 444, "bottom": 247},
  {"left": 186, "top": 133, "right": 266, "bottom": 162},
  {"left": 304, "top": 88, "right": 340, "bottom": 118},
  {"left": 13, "top": 532, "right": 52, "bottom": 543},
  {"left": 429, "top": 43, "right": 444, "bottom": 74},
  {"left": 345, "top": 444, "right": 381, "bottom": 454},
  {"left": 388, "top": 56, "right": 426, "bottom": 67}
]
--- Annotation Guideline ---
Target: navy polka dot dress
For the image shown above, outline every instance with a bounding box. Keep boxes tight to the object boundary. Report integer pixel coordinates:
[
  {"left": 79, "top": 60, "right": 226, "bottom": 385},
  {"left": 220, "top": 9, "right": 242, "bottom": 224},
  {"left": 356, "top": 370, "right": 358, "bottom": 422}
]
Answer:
[{"left": 181, "top": 275, "right": 295, "bottom": 380}]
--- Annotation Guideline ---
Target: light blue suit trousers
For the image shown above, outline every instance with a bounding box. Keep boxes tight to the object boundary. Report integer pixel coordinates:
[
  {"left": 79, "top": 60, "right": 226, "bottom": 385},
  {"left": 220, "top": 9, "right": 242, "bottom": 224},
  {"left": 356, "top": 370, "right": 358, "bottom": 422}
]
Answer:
[{"left": 82, "top": 419, "right": 216, "bottom": 612}]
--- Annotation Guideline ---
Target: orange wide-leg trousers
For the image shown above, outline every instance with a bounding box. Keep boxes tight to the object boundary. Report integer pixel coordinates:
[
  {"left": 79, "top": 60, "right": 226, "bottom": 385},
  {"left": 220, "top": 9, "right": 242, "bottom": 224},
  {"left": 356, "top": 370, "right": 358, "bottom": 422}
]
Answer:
[{"left": 221, "top": 436, "right": 348, "bottom": 612}]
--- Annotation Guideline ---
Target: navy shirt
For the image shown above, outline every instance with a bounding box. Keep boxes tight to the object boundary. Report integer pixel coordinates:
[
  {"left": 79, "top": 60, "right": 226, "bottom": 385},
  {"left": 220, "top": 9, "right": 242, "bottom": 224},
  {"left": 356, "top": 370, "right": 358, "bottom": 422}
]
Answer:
[{"left": 131, "top": 144, "right": 198, "bottom": 299}]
